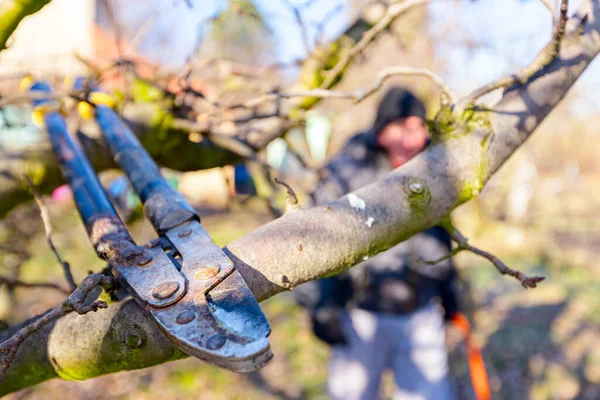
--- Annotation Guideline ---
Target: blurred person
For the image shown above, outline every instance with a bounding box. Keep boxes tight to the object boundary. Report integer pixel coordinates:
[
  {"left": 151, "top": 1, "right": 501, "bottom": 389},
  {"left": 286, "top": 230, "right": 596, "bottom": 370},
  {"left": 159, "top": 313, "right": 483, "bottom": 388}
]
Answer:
[{"left": 295, "top": 87, "right": 459, "bottom": 400}]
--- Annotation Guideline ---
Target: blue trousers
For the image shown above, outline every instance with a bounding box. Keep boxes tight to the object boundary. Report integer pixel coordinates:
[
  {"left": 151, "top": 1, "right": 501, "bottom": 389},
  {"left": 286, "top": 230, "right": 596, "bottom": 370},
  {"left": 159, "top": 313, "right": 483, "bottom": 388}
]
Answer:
[{"left": 327, "top": 305, "right": 455, "bottom": 400}]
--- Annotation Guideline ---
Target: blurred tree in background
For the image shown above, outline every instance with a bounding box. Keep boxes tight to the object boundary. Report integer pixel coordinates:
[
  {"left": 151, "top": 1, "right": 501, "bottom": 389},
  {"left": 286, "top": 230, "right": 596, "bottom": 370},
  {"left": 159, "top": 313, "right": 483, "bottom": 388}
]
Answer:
[{"left": 0, "top": 0, "right": 599, "bottom": 399}]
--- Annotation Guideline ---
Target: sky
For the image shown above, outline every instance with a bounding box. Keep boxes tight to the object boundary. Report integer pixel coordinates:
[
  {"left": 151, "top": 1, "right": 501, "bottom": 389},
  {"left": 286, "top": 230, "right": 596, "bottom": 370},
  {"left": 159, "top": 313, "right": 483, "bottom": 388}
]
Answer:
[{"left": 122, "top": 0, "right": 599, "bottom": 114}]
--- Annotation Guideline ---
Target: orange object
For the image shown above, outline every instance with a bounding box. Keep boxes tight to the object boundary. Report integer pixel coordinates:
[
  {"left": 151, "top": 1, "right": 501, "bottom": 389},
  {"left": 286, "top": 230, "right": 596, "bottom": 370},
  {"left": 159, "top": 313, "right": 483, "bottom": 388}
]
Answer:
[{"left": 451, "top": 313, "right": 491, "bottom": 400}]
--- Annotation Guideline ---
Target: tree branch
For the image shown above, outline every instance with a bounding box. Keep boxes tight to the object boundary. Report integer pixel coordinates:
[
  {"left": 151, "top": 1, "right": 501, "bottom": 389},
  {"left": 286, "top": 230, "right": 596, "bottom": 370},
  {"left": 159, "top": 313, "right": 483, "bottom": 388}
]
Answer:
[
  {"left": 540, "top": 0, "right": 556, "bottom": 17},
  {"left": 21, "top": 175, "right": 77, "bottom": 291},
  {"left": 422, "top": 221, "right": 545, "bottom": 288},
  {"left": 0, "top": 276, "right": 70, "bottom": 295},
  {"left": 234, "top": 66, "right": 456, "bottom": 108},
  {"left": 458, "top": 0, "right": 570, "bottom": 105},
  {"left": 319, "top": 0, "right": 433, "bottom": 89},
  {"left": 0, "top": 273, "right": 113, "bottom": 384}
]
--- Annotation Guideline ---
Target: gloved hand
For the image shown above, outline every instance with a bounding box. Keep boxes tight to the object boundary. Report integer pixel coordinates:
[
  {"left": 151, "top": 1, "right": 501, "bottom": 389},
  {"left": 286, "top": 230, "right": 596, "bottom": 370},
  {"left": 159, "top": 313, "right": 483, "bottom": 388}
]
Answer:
[{"left": 311, "top": 308, "right": 347, "bottom": 346}]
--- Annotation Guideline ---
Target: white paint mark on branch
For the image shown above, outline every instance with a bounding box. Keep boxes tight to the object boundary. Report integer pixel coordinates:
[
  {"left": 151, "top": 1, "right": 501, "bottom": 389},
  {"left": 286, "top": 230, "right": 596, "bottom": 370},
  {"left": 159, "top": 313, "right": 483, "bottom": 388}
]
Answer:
[
  {"left": 365, "top": 216, "right": 375, "bottom": 228},
  {"left": 348, "top": 194, "right": 366, "bottom": 211}
]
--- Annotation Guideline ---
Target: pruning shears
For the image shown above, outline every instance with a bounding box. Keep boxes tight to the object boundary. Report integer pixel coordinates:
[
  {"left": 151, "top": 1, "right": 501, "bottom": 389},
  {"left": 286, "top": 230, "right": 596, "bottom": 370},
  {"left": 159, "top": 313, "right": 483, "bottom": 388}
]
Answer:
[{"left": 27, "top": 80, "right": 272, "bottom": 373}]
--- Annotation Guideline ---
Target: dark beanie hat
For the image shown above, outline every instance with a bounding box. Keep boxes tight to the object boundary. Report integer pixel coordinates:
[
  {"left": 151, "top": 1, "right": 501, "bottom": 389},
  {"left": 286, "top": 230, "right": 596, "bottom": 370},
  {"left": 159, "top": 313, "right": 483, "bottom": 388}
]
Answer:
[{"left": 373, "top": 87, "right": 426, "bottom": 136}]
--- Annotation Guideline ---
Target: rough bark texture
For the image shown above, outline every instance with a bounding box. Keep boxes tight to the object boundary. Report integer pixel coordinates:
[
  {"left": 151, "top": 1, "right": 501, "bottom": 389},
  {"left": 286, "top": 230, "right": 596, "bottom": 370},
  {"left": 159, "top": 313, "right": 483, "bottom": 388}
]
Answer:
[{"left": 2, "top": 0, "right": 600, "bottom": 395}]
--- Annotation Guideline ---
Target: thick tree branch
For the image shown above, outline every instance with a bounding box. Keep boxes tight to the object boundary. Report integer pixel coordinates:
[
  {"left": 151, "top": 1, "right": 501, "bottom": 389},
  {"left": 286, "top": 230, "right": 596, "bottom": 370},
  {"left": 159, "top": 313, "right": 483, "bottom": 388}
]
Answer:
[{"left": 0, "top": 273, "right": 113, "bottom": 384}]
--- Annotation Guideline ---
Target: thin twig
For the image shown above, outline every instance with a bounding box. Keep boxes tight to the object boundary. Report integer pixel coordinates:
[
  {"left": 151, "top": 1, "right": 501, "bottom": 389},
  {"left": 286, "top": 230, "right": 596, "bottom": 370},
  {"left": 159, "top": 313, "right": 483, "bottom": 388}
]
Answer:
[
  {"left": 22, "top": 175, "right": 77, "bottom": 291},
  {"left": 313, "top": 2, "right": 343, "bottom": 45},
  {"left": 313, "top": 3, "right": 343, "bottom": 47},
  {"left": 0, "top": 273, "right": 114, "bottom": 383},
  {"left": 458, "top": 0, "right": 569, "bottom": 105},
  {"left": 0, "top": 91, "right": 62, "bottom": 107},
  {"left": 129, "top": 0, "right": 171, "bottom": 51},
  {"left": 422, "top": 224, "right": 545, "bottom": 289},
  {"left": 237, "top": 65, "right": 456, "bottom": 108},
  {"left": 106, "top": 0, "right": 124, "bottom": 60},
  {"left": 0, "top": 276, "right": 70, "bottom": 295},
  {"left": 283, "top": 0, "right": 311, "bottom": 54},
  {"left": 274, "top": 178, "right": 300, "bottom": 211},
  {"left": 355, "top": 66, "right": 457, "bottom": 104},
  {"left": 319, "top": 0, "right": 432, "bottom": 89},
  {"left": 540, "top": 0, "right": 555, "bottom": 17},
  {"left": 553, "top": 0, "right": 569, "bottom": 42}
]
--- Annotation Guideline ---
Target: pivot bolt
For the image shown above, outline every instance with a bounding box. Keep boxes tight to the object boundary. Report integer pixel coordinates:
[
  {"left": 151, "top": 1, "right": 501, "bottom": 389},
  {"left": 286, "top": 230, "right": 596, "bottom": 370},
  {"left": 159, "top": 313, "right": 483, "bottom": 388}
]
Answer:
[
  {"left": 206, "top": 334, "right": 226, "bottom": 350},
  {"left": 176, "top": 310, "right": 196, "bottom": 325},
  {"left": 152, "top": 281, "right": 180, "bottom": 300},
  {"left": 408, "top": 182, "right": 424, "bottom": 194},
  {"left": 178, "top": 228, "right": 192, "bottom": 238},
  {"left": 195, "top": 265, "right": 220, "bottom": 280}
]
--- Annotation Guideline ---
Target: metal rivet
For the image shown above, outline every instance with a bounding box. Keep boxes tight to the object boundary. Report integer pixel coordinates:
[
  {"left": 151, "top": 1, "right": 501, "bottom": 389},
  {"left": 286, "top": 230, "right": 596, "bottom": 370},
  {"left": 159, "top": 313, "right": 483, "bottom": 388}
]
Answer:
[
  {"left": 178, "top": 228, "right": 192, "bottom": 238},
  {"left": 176, "top": 310, "right": 196, "bottom": 324},
  {"left": 408, "top": 181, "right": 424, "bottom": 194},
  {"left": 124, "top": 329, "right": 144, "bottom": 349},
  {"left": 152, "top": 281, "right": 180, "bottom": 300},
  {"left": 206, "top": 334, "right": 226, "bottom": 350},
  {"left": 137, "top": 253, "right": 153, "bottom": 266},
  {"left": 194, "top": 265, "right": 220, "bottom": 280}
]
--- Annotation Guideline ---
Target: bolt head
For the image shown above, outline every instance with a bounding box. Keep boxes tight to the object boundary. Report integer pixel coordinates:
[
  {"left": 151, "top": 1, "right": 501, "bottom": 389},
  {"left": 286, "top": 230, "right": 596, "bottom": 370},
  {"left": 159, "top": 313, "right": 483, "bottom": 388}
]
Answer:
[
  {"left": 137, "top": 252, "right": 153, "bottom": 266},
  {"left": 152, "top": 281, "right": 180, "bottom": 300},
  {"left": 125, "top": 330, "right": 144, "bottom": 349},
  {"left": 194, "top": 265, "right": 220, "bottom": 280},
  {"left": 178, "top": 228, "right": 192, "bottom": 238},
  {"left": 176, "top": 310, "right": 196, "bottom": 324},
  {"left": 409, "top": 181, "right": 424, "bottom": 194},
  {"left": 206, "top": 334, "right": 226, "bottom": 350}
]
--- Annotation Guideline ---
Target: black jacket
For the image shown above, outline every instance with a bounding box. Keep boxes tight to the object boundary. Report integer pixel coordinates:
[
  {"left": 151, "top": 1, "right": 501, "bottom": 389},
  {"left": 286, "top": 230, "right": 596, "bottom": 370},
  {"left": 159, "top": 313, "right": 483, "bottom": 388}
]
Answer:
[{"left": 295, "top": 131, "right": 459, "bottom": 319}]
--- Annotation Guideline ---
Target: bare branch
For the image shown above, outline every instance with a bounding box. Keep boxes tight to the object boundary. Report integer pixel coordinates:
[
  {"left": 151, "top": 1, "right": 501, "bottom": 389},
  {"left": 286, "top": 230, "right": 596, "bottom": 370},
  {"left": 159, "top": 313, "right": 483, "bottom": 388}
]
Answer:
[
  {"left": 129, "top": 0, "right": 171, "bottom": 51},
  {"left": 540, "top": 0, "right": 556, "bottom": 17},
  {"left": 22, "top": 175, "right": 77, "bottom": 291},
  {"left": 459, "top": 0, "right": 570, "bottom": 105},
  {"left": 283, "top": 0, "right": 312, "bottom": 54},
  {"left": 105, "top": 0, "right": 124, "bottom": 60},
  {"left": 0, "top": 273, "right": 113, "bottom": 383},
  {"left": 355, "top": 66, "right": 457, "bottom": 104},
  {"left": 423, "top": 222, "right": 545, "bottom": 289},
  {"left": 274, "top": 178, "right": 300, "bottom": 211},
  {"left": 0, "top": 276, "right": 70, "bottom": 295},
  {"left": 0, "top": 90, "right": 63, "bottom": 107},
  {"left": 313, "top": 3, "right": 343, "bottom": 47},
  {"left": 319, "top": 0, "right": 432, "bottom": 89},
  {"left": 554, "top": 0, "right": 569, "bottom": 42},
  {"left": 238, "top": 65, "right": 456, "bottom": 108}
]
